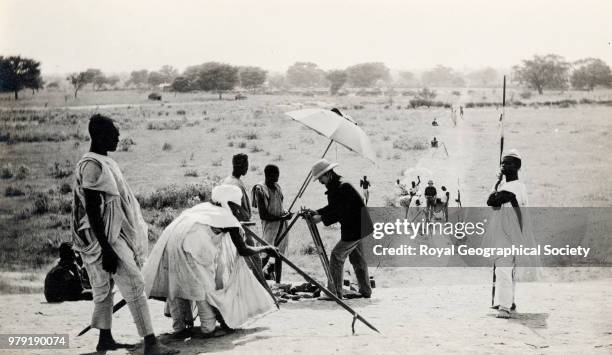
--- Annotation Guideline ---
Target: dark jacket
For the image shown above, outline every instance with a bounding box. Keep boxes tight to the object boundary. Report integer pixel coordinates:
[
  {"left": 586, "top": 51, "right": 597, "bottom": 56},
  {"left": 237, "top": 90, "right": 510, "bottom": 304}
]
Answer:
[{"left": 317, "top": 176, "right": 374, "bottom": 241}]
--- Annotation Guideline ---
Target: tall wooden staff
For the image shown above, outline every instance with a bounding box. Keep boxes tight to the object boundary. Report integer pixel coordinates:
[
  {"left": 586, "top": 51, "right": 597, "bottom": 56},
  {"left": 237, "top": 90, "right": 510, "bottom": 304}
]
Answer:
[{"left": 492, "top": 75, "right": 506, "bottom": 306}]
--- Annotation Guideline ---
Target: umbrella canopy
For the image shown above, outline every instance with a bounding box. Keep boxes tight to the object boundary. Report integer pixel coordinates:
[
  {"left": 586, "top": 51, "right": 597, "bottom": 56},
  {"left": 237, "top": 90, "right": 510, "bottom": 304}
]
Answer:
[{"left": 285, "top": 108, "right": 376, "bottom": 163}]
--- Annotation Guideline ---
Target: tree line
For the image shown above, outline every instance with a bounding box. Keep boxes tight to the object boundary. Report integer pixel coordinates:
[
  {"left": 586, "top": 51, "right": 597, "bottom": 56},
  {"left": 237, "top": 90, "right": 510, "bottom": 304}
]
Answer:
[{"left": 1, "top": 54, "right": 612, "bottom": 100}]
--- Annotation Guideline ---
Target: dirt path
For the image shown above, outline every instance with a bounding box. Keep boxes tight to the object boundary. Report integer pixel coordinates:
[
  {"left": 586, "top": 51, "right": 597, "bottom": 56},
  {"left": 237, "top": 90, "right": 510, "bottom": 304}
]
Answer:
[{"left": 1, "top": 278, "right": 610, "bottom": 354}]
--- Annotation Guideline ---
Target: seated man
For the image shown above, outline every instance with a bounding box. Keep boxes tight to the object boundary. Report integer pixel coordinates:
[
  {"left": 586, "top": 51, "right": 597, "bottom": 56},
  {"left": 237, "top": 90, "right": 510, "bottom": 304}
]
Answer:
[
  {"left": 143, "top": 185, "right": 278, "bottom": 339},
  {"left": 45, "top": 242, "right": 93, "bottom": 302}
]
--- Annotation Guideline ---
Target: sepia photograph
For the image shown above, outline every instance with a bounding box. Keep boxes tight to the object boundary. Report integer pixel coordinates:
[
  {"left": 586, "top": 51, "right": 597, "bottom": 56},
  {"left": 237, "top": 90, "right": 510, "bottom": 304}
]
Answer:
[{"left": 1, "top": 0, "right": 611, "bottom": 354}]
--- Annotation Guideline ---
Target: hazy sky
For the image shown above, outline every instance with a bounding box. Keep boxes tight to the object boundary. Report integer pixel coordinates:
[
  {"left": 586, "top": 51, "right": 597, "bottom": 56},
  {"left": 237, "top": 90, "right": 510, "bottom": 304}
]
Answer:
[{"left": 1, "top": 0, "right": 611, "bottom": 75}]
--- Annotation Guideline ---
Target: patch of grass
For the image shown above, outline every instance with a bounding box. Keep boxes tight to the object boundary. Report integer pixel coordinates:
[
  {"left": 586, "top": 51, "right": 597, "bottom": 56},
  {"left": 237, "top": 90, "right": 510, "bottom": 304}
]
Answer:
[
  {"left": 15, "top": 165, "right": 30, "bottom": 180},
  {"left": 392, "top": 136, "right": 429, "bottom": 151},
  {"left": 119, "top": 137, "right": 136, "bottom": 152},
  {"left": 237, "top": 141, "right": 247, "bottom": 149},
  {"left": 137, "top": 182, "right": 214, "bottom": 210},
  {"left": 5, "top": 186, "right": 26, "bottom": 197},
  {"left": 184, "top": 169, "right": 199, "bottom": 177},
  {"left": 59, "top": 182, "right": 72, "bottom": 194},
  {"left": 212, "top": 157, "right": 223, "bottom": 167},
  {"left": 48, "top": 161, "right": 73, "bottom": 179},
  {"left": 1, "top": 164, "right": 14, "bottom": 179},
  {"left": 146, "top": 120, "right": 183, "bottom": 130},
  {"left": 250, "top": 145, "right": 263, "bottom": 153}
]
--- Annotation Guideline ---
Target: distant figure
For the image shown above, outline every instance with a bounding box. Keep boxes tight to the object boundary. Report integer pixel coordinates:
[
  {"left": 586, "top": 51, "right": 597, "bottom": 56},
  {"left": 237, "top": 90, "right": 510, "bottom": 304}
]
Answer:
[
  {"left": 44, "top": 242, "right": 92, "bottom": 303},
  {"left": 432, "top": 118, "right": 439, "bottom": 126},
  {"left": 440, "top": 186, "right": 450, "bottom": 221},
  {"left": 460, "top": 105, "right": 464, "bottom": 118},
  {"left": 360, "top": 176, "right": 371, "bottom": 205},
  {"left": 431, "top": 137, "right": 439, "bottom": 148},
  {"left": 424, "top": 180, "right": 437, "bottom": 209}
]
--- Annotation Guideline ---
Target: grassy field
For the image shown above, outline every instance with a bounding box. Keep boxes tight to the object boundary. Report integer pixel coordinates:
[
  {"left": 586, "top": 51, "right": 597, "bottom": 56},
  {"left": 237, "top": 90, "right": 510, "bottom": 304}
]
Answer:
[{"left": 1, "top": 87, "right": 611, "bottom": 281}]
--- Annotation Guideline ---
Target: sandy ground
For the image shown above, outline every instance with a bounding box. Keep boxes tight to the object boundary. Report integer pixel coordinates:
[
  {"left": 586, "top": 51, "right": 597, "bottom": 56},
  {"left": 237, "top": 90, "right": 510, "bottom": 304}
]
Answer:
[{"left": 1, "top": 276, "right": 611, "bottom": 355}]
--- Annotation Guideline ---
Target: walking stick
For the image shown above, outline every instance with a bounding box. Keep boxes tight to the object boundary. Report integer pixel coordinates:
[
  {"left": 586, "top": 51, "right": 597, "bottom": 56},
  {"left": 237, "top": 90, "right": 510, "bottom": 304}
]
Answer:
[
  {"left": 242, "top": 225, "right": 380, "bottom": 334},
  {"left": 492, "top": 75, "right": 507, "bottom": 307}
]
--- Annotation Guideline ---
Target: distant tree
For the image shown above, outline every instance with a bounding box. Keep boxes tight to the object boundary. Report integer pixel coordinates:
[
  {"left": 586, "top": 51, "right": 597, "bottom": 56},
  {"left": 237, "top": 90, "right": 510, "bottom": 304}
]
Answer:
[
  {"left": 466, "top": 67, "right": 499, "bottom": 87},
  {"left": 345, "top": 62, "right": 390, "bottom": 87},
  {"left": 286, "top": 62, "right": 326, "bottom": 88},
  {"left": 127, "top": 69, "right": 149, "bottom": 87},
  {"left": 513, "top": 54, "right": 570, "bottom": 94},
  {"left": 46, "top": 81, "right": 61, "bottom": 89},
  {"left": 397, "top": 71, "right": 419, "bottom": 87},
  {"left": 195, "top": 62, "right": 239, "bottom": 99},
  {"left": 325, "top": 69, "right": 348, "bottom": 95},
  {"left": 158, "top": 65, "right": 179, "bottom": 82},
  {"left": 267, "top": 73, "right": 287, "bottom": 90},
  {"left": 147, "top": 71, "right": 166, "bottom": 87},
  {"left": 105, "top": 75, "right": 120, "bottom": 88},
  {"left": 421, "top": 65, "right": 465, "bottom": 87},
  {"left": 171, "top": 76, "right": 191, "bottom": 92},
  {"left": 238, "top": 66, "right": 267, "bottom": 90},
  {"left": 66, "top": 72, "right": 90, "bottom": 98},
  {"left": 0, "top": 55, "right": 42, "bottom": 100},
  {"left": 570, "top": 58, "right": 612, "bottom": 90},
  {"left": 183, "top": 65, "right": 202, "bottom": 83}
]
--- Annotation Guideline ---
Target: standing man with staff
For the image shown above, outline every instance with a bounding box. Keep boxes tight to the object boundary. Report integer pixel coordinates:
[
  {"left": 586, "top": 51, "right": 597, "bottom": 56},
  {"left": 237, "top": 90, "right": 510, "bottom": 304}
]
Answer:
[{"left": 308, "top": 159, "right": 374, "bottom": 300}]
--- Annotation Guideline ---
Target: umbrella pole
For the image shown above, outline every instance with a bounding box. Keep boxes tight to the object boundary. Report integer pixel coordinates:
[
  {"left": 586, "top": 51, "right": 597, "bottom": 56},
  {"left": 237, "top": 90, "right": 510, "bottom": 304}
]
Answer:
[{"left": 288, "top": 140, "right": 334, "bottom": 212}]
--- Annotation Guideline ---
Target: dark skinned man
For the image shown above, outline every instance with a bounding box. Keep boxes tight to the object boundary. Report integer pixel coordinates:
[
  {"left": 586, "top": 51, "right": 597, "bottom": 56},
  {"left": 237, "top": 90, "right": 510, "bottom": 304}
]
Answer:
[{"left": 71, "top": 114, "right": 177, "bottom": 354}]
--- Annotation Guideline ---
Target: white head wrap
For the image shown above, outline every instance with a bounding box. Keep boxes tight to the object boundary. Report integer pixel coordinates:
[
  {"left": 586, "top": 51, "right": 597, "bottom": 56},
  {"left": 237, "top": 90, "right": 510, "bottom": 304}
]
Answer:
[
  {"left": 211, "top": 184, "right": 243, "bottom": 211},
  {"left": 503, "top": 149, "right": 522, "bottom": 160}
]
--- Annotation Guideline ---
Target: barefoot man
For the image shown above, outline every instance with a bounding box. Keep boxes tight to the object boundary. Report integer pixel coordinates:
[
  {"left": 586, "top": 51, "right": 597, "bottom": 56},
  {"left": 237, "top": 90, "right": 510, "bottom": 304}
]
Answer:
[
  {"left": 485, "top": 149, "right": 541, "bottom": 318},
  {"left": 143, "top": 185, "right": 278, "bottom": 339},
  {"left": 71, "top": 114, "right": 177, "bottom": 354}
]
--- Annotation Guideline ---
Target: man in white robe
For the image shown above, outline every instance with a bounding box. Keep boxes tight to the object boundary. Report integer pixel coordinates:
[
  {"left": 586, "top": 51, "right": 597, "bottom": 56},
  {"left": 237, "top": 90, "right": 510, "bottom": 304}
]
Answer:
[
  {"left": 143, "top": 185, "right": 278, "bottom": 338},
  {"left": 484, "top": 149, "right": 541, "bottom": 319}
]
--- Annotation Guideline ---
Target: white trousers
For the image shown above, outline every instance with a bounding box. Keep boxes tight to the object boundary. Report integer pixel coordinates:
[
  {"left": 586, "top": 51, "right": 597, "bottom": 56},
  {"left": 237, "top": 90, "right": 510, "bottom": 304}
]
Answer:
[
  {"left": 494, "top": 256, "right": 516, "bottom": 310},
  {"left": 169, "top": 298, "right": 217, "bottom": 333}
]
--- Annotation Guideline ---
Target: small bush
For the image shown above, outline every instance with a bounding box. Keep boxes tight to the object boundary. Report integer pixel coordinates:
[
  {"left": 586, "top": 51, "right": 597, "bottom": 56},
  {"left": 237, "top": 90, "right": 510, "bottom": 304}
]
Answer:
[
  {"left": 119, "top": 138, "right": 135, "bottom": 152},
  {"left": 452, "top": 90, "right": 461, "bottom": 96},
  {"left": 148, "top": 93, "right": 162, "bottom": 101},
  {"left": 176, "top": 110, "right": 186, "bottom": 115},
  {"left": 1, "top": 165, "right": 14, "bottom": 179},
  {"left": 250, "top": 145, "right": 263, "bottom": 153},
  {"left": 228, "top": 141, "right": 234, "bottom": 147},
  {"left": 59, "top": 183, "right": 72, "bottom": 194},
  {"left": 211, "top": 158, "right": 223, "bottom": 167},
  {"left": 184, "top": 169, "right": 198, "bottom": 177},
  {"left": 392, "top": 136, "right": 428, "bottom": 151},
  {"left": 237, "top": 141, "right": 247, "bottom": 149},
  {"left": 5, "top": 186, "right": 25, "bottom": 197},
  {"left": 153, "top": 209, "right": 177, "bottom": 228},
  {"left": 15, "top": 165, "right": 30, "bottom": 180},
  {"left": 49, "top": 161, "right": 73, "bottom": 179},
  {"left": 416, "top": 87, "right": 437, "bottom": 100},
  {"left": 147, "top": 120, "right": 183, "bottom": 130},
  {"left": 519, "top": 91, "right": 532, "bottom": 99},
  {"left": 162, "top": 142, "right": 173, "bottom": 151},
  {"left": 243, "top": 131, "right": 258, "bottom": 140},
  {"left": 31, "top": 193, "right": 51, "bottom": 215},
  {"left": 137, "top": 183, "right": 213, "bottom": 210}
]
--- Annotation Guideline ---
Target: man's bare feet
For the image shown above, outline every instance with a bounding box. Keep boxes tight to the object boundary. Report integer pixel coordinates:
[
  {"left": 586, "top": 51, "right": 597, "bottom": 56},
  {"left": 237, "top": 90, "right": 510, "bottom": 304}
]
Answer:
[{"left": 496, "top": 309, "right": 511, "bottom": 319}]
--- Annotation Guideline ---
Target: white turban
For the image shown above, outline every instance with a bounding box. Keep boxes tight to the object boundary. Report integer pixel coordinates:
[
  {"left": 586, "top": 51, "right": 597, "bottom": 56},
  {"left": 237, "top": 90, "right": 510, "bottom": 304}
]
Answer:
[
  {"left": 211, "top": 184, "right": 242, "bottom": 210},
  {"left": 503, "top": 149, "right": 522, "bottom": 160}
]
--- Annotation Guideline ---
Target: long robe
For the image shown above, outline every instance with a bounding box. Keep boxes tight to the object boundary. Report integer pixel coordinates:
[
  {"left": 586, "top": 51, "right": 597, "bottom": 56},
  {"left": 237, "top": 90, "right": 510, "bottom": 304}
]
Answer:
[
  {"left": 482, "top": 180, "right": 542, "bottom": 281},
  {"left": 142, "top": 203, "right": 275, "bottom": 328}
]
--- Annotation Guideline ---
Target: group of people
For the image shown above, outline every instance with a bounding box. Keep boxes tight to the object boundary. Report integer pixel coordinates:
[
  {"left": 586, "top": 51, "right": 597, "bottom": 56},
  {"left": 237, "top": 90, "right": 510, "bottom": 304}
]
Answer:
[
  {"left": 45, "top": 110, "right": 538, "bottom": 353},
  {"left": 63, "top": 114, "right": 374, "bottom": 354}
]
